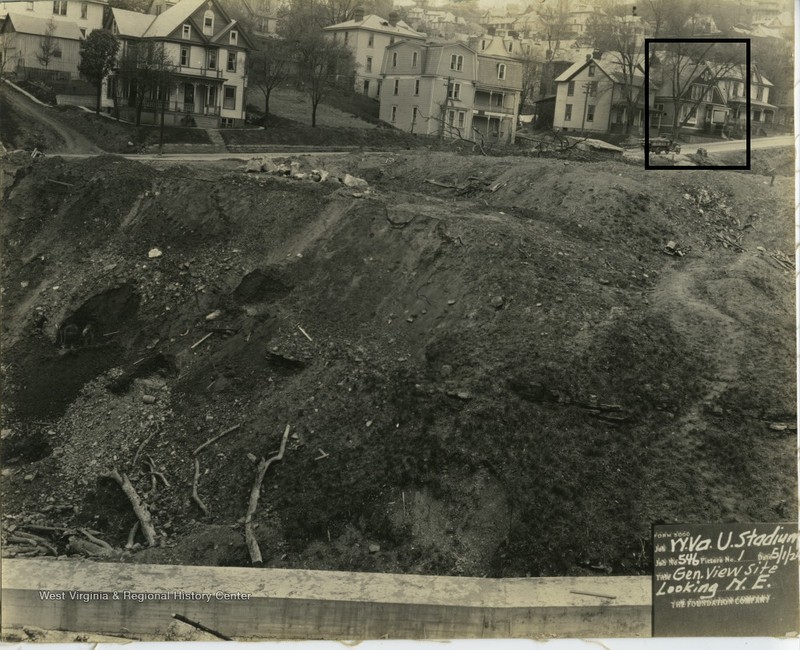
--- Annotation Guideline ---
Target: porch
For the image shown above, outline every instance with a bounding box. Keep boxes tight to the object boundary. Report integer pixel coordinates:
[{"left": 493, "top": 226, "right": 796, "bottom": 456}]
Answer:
[
  {"left": 472, "top": 113, "right": 514, "bottom": 144},
  {"left": 117, "top": 77, "right": 226, "bottom": 128}
]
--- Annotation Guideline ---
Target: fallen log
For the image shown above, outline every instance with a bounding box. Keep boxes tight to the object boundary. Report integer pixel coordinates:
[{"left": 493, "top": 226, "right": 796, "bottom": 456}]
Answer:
[
  {"left": 244, "top": 423, "right": 291, "bottom": 565},
  {"left": 100, "top": 469, "right": 158, "bottom": 546}
]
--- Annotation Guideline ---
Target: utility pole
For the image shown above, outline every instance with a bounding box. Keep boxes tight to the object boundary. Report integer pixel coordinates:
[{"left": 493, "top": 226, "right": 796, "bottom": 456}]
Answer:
[{"left": 580, "top": 80, "right": 591, "bottom": 133}]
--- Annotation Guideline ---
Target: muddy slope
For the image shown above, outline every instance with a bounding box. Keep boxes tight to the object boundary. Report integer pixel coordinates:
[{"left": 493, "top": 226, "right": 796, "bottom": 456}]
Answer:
[{"left": 1, "top": 152, "right": 795, "bottom": 577}]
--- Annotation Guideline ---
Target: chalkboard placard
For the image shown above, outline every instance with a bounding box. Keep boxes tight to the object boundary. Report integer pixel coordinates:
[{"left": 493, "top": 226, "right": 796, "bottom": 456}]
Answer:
[{"left": 652, "top": 522, "right": 799, "bottom": 637}]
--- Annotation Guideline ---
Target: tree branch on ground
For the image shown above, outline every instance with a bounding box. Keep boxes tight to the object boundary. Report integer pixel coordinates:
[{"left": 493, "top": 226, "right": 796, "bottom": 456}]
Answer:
[{"left": 244, "top": 423, "right": 291, "bottom": 565}]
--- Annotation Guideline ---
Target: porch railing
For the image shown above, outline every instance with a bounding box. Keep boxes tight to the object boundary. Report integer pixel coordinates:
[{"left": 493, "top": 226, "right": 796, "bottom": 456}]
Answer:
[
  {"left": 140, "top": 98, "right": 220, "bottom": 116},
  {"left": 175, "top": 64, "right": 224, "bottom": 79}
]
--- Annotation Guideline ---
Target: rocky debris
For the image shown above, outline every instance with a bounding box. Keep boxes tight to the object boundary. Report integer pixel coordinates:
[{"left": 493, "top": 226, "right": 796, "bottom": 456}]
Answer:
[
  {"left": 343, "top": 173, "right": 369, "bottom": 189},
  {"left": 490, "top": 295, "right": 504, "bottom": 309},
  {"left": 368, "top": 543, "right": 380, "bottom": 553},
  {"left": 243, "top": 159, "right": 364, "bottom": 189},
  {"left": 147, "top": 248, "right": 163, "bottom": 259}
]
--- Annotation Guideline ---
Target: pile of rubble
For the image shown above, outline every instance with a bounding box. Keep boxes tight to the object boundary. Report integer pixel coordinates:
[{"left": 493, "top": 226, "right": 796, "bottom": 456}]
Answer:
[{"left": 244, "top": 157, "right": 369, "bottom": 191}]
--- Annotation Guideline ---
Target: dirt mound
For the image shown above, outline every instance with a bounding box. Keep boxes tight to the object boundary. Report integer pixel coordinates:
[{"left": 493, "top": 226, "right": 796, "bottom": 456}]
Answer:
[{"left": 1, "top": 151, "right": 794, "bottom": 577}]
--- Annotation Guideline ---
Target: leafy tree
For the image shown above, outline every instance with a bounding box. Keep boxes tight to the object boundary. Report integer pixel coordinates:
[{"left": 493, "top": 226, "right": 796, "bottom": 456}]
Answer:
[
  {"left": 247, "top": 37, "right": 293, "bottom": 117},
  {"left": 78, "top": 29, "right": 119, "bottom": 114},
  {"left": 36, "top": 19, "right": 59, "bottom": 73},
  {"left": 517, "top": 52, "right": 541, "bottom": 113}
]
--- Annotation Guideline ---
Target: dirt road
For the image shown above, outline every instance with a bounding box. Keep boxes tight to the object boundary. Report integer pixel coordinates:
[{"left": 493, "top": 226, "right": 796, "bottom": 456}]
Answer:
[
  {"left": 701, "top": 135, "right": 794, "bottom": 153},
  {"left": 0, "top": 84, "right": 101, "bottom": 154}
]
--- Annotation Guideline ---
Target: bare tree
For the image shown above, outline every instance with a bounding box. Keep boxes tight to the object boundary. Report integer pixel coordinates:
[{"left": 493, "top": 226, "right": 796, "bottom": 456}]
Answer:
[
  {"left": 537, "top": 0, "right": 570, "bottom": 96},
  {"left": 0, "top": 31, "right": 18, "bottom": 77},
  {"left": 36, "top": 19, "right": 60, "bottom": 74},
  {"left": 293, "top": 33, "right": 353, "bottom": 126},
  {"left": 117, "top": 41, "right": 176, "bottom": 126},
  {"left": 586, "top": 12, "right": 646, "bottom": 135},
  {"left": 650, "top": 41, "right": 745, "bottom": 140},
  {"left": 247, "top": 37, "right": 292, "bottom": 117},
  {"left": 517, "top": 51, "right": 541, "bottom": 114}
]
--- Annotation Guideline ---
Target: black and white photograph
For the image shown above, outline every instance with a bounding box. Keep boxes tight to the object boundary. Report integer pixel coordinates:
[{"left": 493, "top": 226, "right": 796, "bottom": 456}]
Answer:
[{"left": 0, "top": 0, "right": 796, "bottom": 643}]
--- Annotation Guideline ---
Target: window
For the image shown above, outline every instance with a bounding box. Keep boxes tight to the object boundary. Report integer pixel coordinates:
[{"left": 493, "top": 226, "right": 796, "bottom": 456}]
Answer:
[
  {"left": 412, "top": 106, "right": 418, "bottom": 122},
  {"left": 182, "top": 24, "right": 191, "bottom": 39},
  {"left": 53, "top": 0, "right": 67, "bottom": 15},
  {"left": 207, "top": 50, "right": 217, "bottom": 69},
  {"left": 53, "top": 47, "right": 62, "bottom": 58},
  {"left": 230, "top": 30, "right": 238, "bottom": 45},
  {"left": 448, "top": 82, "right": 461, "bottom": 99},
  {"left": 494, "top": 93, "right": 503, "bottom": 107},
  {"left": 507, "top": 41, "right": 512, "bottom": 52},
  {"left": 180, "top": 47, "right": 188, "bottom": 66},
  {"left": 344, "top": 32, "right": 349, "bottom": 44},
  {"left": 412, "top": 51, "right": 418, "bottom": 67},
  {"left": 414, "top": 79, "right": 420, "bottom": 95},
  {"left": 564, "top": 103, "right": 572, "bottom": 121},
  {"left": 80, "top": 2, "right": 87, "bottom": 18},
  {"left": 391, "top": 52, "right": 397, "bottom": 67},
  {"left": 588, "top": 64, "right": 595, "bottom": 77},
  {"left": 391, "top": 106, "right": 397, "bottom": 122},
  {"left": 376, "top": 80, "right": 381, "bottom": 95},
  {"left": 208, "top": 86, "right": 216, "bottom": 107},
  {"left": 450, "top": 54, "right": 463, "bottom": 71},
  {"left": 227, "top": 51, "right": 236, "bottom": 71},
  {"left": 79, "top": 27, "right": 86, "bottom": 37},
  {"left": 481, "top": 39, "right": 486, "bottom": 50},
  {"left": 223, "top": 85, "right": 236, "bottom": 110},
  {"left": 567, "top": 81, "right": 575, "bottom": 96},
  {"left": 363, "top": 79, "right": 370, "bottom": 93},
  {"left": 457, "top": 111, "right": 465, "bottom": 128},
  {"left": 366, "top": 56, "right": 372, "bottom": 72},
  {"left": 586, "top": 104, "right": 595, "bottom": 121},
  {"left": 368, "top": 33, "right": 374, "bottom": 47},
  {"left": 393, "top": 79, "right": 399, "bottom": 95},
  {"left": 204, "top": 12, "right": 214, "bottom": 35},
  {"left": 498, "top": 63, "right": 506, "bottom": 80},
  {"left": 589, "top": 81, "right": 597, "bottom": 97},
  {"left": 447, "top": 109, "right": 455, "bottom": 125}
]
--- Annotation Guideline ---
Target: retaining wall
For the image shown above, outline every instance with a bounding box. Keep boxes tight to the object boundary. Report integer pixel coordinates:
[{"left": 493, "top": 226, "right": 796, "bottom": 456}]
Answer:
[{"left": 2, "top": 559, "right": 651, "bottom": 639}]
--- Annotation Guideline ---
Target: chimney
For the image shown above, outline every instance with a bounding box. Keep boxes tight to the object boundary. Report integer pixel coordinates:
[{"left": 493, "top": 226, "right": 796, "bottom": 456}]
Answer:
[
  {"left": 585, "top": 53, "right": 592, "bottom": 62},
  {"left": 388, "top": 11, "right": 399, "bottom": 26},
  {"left": 592, "top": 49, "right": 602, "bottom": 59},
  {"left": 353, "top": 7, "right": 364, "bottom": 22}
]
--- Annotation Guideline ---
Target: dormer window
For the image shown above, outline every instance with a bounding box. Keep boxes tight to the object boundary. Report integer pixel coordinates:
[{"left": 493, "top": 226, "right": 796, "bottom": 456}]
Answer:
[
  {"left": 229, "top": 30, "right": 238, "bottom": 45},
  {"left": 203, "top": 11, "right": 214, "bottom": 36},
  {"left": 182, "top": 24, "right": 191, "bottom": 39}
]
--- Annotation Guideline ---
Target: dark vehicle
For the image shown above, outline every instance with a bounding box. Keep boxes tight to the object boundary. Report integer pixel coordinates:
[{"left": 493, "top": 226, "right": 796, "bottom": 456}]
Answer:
[{"left": 647, "top": 137, "right": 681, "bottom": 154}]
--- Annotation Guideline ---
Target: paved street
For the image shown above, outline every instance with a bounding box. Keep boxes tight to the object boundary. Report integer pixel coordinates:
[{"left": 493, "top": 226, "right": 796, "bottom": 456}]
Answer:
[{"left": 700, "top": 135, "right": 795, "bottom": 153}]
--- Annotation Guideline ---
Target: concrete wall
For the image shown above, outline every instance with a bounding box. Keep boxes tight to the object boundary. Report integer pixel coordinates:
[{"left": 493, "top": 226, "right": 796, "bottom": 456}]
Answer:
[{"left": 3, "top": 559, "right": 651, "bottom": 639}]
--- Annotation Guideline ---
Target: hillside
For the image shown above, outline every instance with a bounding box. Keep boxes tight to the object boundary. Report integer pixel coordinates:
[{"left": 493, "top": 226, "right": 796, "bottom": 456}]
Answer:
[{"left": 1, "top": 151, "right": 795, "bottom": 577}]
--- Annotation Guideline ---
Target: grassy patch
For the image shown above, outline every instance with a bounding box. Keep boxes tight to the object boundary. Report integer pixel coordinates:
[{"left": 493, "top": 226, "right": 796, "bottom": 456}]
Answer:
[{"left": 49, "top": 106, "right": 212, "bottom": 151}]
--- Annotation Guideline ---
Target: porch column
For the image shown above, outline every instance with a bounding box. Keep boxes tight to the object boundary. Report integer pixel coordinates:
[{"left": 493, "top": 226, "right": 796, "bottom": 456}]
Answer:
[{"left": 193, "top": 82, "right": 198, "bottom": 114}]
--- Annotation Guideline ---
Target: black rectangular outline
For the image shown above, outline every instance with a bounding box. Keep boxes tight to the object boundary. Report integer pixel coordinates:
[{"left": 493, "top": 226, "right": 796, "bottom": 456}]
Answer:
[{"left": 644, "top": 38, "right": 750, "bottom": 170}]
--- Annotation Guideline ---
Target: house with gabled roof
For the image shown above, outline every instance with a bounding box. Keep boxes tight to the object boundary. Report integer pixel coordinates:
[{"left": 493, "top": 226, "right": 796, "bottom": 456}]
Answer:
[
  {"left": 553, "top": 54, "right": 652, "bottom": 135},
  {"left": 323, "top": 9, "right": 425, "bottom": 100},
  {"left": 0, "top": 0, "right": 107, "bottom": 78},
  {"left": 0, "top": 11, "right": 83, "bottom": 79},
  {"left": 651, "top": 61, "right": 776, "bottom": 138},
  {"left": 378, "top": 39, "right": 522, "bottom": 144},
  {"left": 105, "top": 0, "right": 255, "bottom": 127}
]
